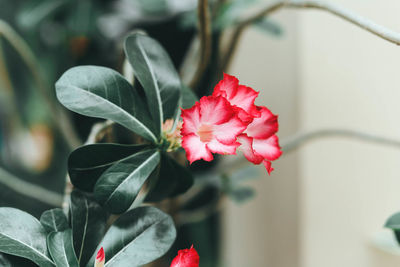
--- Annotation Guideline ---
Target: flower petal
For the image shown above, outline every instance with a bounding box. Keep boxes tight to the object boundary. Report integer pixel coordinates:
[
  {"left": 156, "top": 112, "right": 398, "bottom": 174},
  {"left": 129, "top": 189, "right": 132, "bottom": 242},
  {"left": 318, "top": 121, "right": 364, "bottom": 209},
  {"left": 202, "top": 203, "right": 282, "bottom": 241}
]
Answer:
[
  {"left": 263, "top": 160, "right": 274, "bottom": 175},
  {"left": 199, "top": 96, "right": 235, "bottom": 125},
  {"left": 213, "top": 73, "right": 239, "bottom": 99},
  {"left": 237, "top": 134, "right": 264, "bottom": 164},
  {"left": 182, "top": 134, "right": 213, "bottom": 163},
  {"left": 170, "top": 246, "right": 200, "bottom": 267},
  {"left": 246, "top": 107, "right": 278, "bottom": 139},
  {"left": 229, "top": 85, "right": 260, "bottom": 117},
  {"left": 207, "top": 139, "right": 239, "bottom": 155},
  {"left": 252, "top": 135, "right": 282, "bottom": 161},
  {"left": 181, "top": 103, "right": 201, "bottom": 136},
  {"left": 213, "top": 116, "right": 247, "bottom": 144}
]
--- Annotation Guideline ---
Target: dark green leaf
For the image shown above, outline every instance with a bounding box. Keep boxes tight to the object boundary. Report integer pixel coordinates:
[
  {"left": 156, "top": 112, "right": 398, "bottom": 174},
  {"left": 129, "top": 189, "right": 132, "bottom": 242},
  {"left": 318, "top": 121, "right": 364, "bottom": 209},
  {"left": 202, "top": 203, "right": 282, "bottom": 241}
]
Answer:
[
  {"left": 229, "top": 186, "right": 255, "bottom": 204},
  {"left": 47, "top": 229, "right": 79, "bottom": 267},
  {"left": 70, "top": 190, "right": 107, "bottom": 267},
  {"left": 86, "top": 206, "right": 176, "bottom": 267},
  {"left": 40, "top": 208, "right": 69, "bottom": 233},
  {"left": 68, "top": 144, "right": 149, "bottom": 192},
  {"left": 124, "top": 33, "right": 182, "bottom": 135},
  {"left": 17, "top": 0, "right": 68, "bottom": 30},
  {"left": 0, "top": 208, "right": 55, "bottom": 267},
  {"left": 385, "top": 212, "right": 400, "bottom": 230},
  {"left": 253, "top": 18, "right": 283, "bottom": 36},
  {"left": 146, "top": 153, "right": 193, "bottom": 202},
  {"left": 0, "top": 253, "right": 12, "bottom": 267},
  {"left": 94, "top": 149, "right": 160, "bottom": 214},
  {"left": 181, "top": 85, "right": 198, "bottom": 109},
  {"left": 55, "top": 66, "right": 158, "bottom": 142}
]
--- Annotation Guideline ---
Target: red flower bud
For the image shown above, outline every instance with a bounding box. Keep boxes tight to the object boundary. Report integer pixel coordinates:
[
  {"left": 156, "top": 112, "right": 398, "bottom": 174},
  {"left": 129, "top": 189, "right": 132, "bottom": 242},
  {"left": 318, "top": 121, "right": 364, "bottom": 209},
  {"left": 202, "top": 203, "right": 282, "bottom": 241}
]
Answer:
[{"left": 170, "top": 245, "right": 199, "bottom": 267}]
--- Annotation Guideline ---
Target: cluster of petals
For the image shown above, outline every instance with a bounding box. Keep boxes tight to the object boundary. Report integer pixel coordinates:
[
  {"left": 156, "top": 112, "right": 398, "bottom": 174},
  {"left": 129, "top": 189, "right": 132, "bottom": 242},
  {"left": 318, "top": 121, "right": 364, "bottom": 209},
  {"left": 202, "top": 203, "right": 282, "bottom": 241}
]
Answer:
[
  {"left": 181, "top": 73, "right": 282, "bottom": 174},
  {"left": 170, "top": 245, "right": 199, "bottom": 267},
  {"left": 95, "top": 247, "right": 105, "bottom": 267}
]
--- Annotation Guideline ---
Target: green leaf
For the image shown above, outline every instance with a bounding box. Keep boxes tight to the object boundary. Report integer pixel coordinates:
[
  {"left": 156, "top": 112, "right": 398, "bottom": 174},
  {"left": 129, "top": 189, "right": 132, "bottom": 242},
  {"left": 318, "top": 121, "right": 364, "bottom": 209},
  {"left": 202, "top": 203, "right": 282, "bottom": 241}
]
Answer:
[
  {"left": 40, "top": 208, "right": 69, "bottom": 233},
  {"left": 86, "top": 206, "right": 176, "bottom": 267},
  {"left": 70, "top": 190, "right": 107, "bottom": 267},
  {"left": 17, "top": 0, "right": 68, "bottom": 30},
  {"left": 146, "top": 153, "right": 193, "bottom": 202},
  {"left": 94, "top": 149, "right": 160, "bottom": 214},
  {"left": 385, "top": 212, "right": 400, "bottom": 230},
  {"left": 68, "top": 144, "right": 149, "bottom": 192},
  {"left": 229, "top": 186, "right": 255, "bottom": 204},
  {"left": 47, "top": 229, "right": 79, "bottom": 267},
  {"left": 55, "top": 66, "right": 158, "bottom": 142},
  {"left": 253, "top": 18, "right": 283, "bottom": 36},
  {"left": 181, "top": 85, "right": 198, "bottom": 109},
  {"left": 124, "top": 33, "right": 182, "bottom": 135},
  {"left": 0, "top": 253, "right": 12, "bottom": 267},
  {"left": 0, "top": 207, "right": 55, "bottom": 267}
]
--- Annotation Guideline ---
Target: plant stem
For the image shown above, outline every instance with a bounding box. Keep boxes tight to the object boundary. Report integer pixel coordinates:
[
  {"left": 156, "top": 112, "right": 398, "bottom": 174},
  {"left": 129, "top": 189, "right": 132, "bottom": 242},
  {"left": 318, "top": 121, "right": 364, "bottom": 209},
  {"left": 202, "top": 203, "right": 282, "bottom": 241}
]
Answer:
[
  {"left": 188, "top": 0, "right": 212, "bottom": 89},
  {"left": 0, "top": 20, "right": 81, "bottom": 149},
  {"left": 0, "top": 167, "right": 63, "bottom": 206},
  {"left": 221, "top": 0, "right": 400, "bottom": 71},
  {"left": 281, "top": 128, "right": 400, "bottom": 153}
]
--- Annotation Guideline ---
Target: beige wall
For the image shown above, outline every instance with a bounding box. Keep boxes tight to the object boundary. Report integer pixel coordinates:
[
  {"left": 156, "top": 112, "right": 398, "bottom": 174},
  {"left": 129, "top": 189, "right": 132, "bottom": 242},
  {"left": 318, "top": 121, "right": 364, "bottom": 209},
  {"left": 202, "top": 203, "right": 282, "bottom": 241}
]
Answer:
[{"left": 222, "top": 1, "right": 400, "bottom": 266}]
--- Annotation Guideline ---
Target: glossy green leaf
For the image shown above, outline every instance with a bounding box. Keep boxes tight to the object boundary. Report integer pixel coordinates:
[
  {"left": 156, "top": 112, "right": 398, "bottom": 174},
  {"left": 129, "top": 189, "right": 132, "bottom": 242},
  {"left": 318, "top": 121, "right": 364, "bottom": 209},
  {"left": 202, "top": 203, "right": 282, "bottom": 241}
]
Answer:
[
  {"left": 47, "top": 229, "right": 79, "bottom": 267},
  {"left": 124, "top": 33, "right": 182, "bottom": 135},
  {"left": 40, "top": 208, "right": 69, "bottom": 233},
  {"left": 68, "top": 144, "right": 149, "bottom": 192},
  {"left": 94, "top": 149, "right": 160, "bottom": 214},
  {"left": 146, "top": 153, "right": 193, "bottom": 202},
  {"left": 385, "top": 212, "right": 400, "bottom": 230},
  {"left": 70, "top": 190, "right": 107, "bottom": 267},
  {"left": 0, "top": 254, "right": 11, "bottom": 267},
  {"left": 55, "top": 66, "right": 157, "bottom": 142},
  {"left": 86, "top": 206, "right": 176, "bottom": 267},
  {"left": 0, "top": 208, "right": 55, "bottom": 267}
]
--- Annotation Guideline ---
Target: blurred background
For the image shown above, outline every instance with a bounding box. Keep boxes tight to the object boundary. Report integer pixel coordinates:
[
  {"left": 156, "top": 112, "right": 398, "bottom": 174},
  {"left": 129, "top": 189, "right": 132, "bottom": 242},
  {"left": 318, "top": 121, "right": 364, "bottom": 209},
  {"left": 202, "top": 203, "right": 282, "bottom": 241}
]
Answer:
[{"left": 1, "top": 0, "right": 400, "bottom": 266}]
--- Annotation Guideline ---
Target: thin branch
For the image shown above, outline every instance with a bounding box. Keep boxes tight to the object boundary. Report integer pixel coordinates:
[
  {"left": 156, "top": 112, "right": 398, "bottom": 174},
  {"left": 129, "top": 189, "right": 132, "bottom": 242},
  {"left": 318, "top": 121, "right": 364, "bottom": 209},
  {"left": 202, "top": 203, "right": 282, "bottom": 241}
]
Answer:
[
  {"left": 221, "top": 0, "right": 400, "bottom": 71},
  {"left": 0, "top": 20, "right": 81, "bottom": 149},
  {"left": 188, "top": 0, "right": 212, "bottom": 89},
  {"left": 281, "top": 128, "right": 400, "bottom": 153},
  {"left": 0, "top": 167, "right": 63, "bottom": 206}
]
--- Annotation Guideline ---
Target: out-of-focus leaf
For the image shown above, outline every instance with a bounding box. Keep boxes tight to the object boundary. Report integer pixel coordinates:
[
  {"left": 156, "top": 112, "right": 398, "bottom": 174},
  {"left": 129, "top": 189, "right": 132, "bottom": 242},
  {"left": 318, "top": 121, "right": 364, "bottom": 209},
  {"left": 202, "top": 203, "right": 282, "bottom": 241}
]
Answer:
[
  {"left": 182, "top": 85, "right": 198, "bottom": 109},
  {"left": 86, "top": 206, "right": 176, "bottom": 267},
  {"left": 124, "top": 33, "right": 182, "bottom": 134},
  {"left": 0, "top": 253, "right": 11, "bottom": 267},
  {"left": 55, "top": 66, "right": 158, "bottom": 142},
  {"left": 229, "top": 186, "right": 255, "bottom": 204},
  {"left": 94, "top": 149, "right": 160, "bottom": 214},
  {"left": 385, "top": 212, "right": 400, "bottom": 230},
  {"left": 146, "top": 153, "right": 193, "bottom": 202},
  {"left": 68, "top": 144, "right": 149, "bottom": 192},
  {"left": 17, "top": 0, "right": 68, "bottom": 30},
  {"left": 40, "top": 208, "right": 69, "bottom": 233},
  {"left": 70, "top": 190, "right": 107, "bottom": 267},
  {"left": 230, "top": 165, "right": 260, "bottom": 185},
  {"left": 214, "top": 0, "right": 260, "bottom": 31},
  {"left": 47, "top": 229, "right": 79, "bottom": 267},
  {"left": 253, "top": 18, "right": 283, "bottom": 36},
  {"left": 0, "top": 208, "right": 55, "bottom": 267}
]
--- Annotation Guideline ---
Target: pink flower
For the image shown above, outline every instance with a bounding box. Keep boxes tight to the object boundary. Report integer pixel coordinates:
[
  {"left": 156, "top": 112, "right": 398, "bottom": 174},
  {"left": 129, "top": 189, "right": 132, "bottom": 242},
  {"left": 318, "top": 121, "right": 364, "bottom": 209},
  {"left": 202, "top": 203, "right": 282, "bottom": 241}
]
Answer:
[
  {"left": 238, "top": 107, "right": 282, "bottom": 174},
  {"left": 181, "top": 96, "right": 246, "bottom": 163},
  {"left": 170, "top": 246, "right": 199, "bottom": 267},
  {"left": 212, "top": 73, "right": 260, "bottom": 124},
  {"left": 95, "top": 247, "right": 105, "bottom": 267}
]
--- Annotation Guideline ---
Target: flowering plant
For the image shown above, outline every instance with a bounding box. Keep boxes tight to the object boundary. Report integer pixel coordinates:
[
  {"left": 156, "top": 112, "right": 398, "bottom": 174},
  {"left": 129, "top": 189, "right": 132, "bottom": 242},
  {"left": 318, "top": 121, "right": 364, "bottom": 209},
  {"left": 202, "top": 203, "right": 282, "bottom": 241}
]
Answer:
[{"left": 0, "top": 32, "right": 280, "bottom": 266}]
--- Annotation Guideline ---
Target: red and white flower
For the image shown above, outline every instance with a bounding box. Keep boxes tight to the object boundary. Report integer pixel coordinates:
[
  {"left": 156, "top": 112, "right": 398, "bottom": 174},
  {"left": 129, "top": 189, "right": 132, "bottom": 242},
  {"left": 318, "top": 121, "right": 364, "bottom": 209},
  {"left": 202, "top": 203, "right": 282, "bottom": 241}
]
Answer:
[
  {"left": 180, "top": 73, "right": 282, "bottom": 174},
  {"left": 95, "top": 247, "right": 105, "bottom": 267},
  {"left": 170, "top": 245, "right": 199, "bottom": 267},
  {"left": 181, "top": 96, "right": 246, "bottom": 163},
  {"left": 238, "top": 107, "right": 282, "bottom": 174},
  {"left": 212, "top": 73, "right": 260, "bottom": 124}
]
